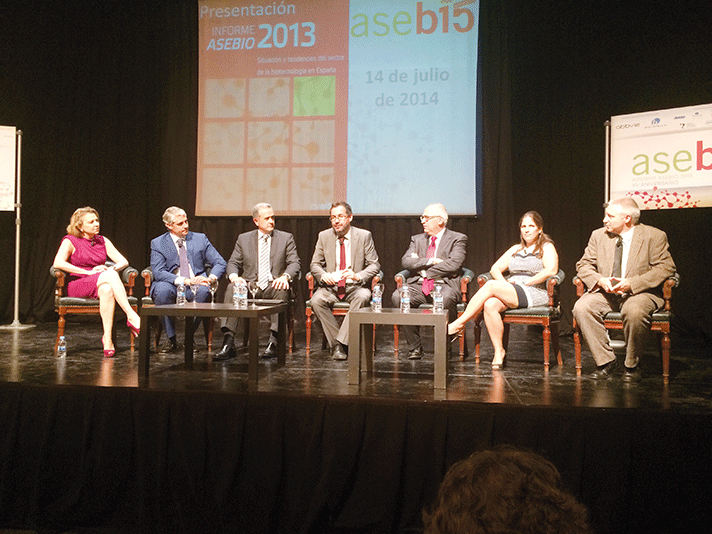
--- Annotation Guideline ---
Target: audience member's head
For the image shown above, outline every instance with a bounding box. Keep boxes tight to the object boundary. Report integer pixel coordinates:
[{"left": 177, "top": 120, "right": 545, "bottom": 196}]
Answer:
[{"left": 423, "top": 447, "right": 592, "bottom": 534}]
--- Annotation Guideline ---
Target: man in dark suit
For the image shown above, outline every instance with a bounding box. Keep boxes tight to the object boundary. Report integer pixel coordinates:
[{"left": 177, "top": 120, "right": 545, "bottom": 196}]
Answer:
[
  {"left": 310, "top": 201, "right": 380, "bottom": 360},
  {"left": 150, "top": 206, "right": 227, "bottom": 353},
  {"left": 573, "top": 197, "right": 676, "bottom": 381},
  {"left": 391, "top": 203, "right": 467, "bottom": 359},
  {"left": 214, "top": 203, "right": 301, "bottom": 360}
]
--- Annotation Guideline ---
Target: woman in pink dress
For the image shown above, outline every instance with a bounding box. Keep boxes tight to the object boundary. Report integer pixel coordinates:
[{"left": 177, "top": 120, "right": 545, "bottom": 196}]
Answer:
[{"left": 53, "top": 207, "right": 141, "bottom": 357}]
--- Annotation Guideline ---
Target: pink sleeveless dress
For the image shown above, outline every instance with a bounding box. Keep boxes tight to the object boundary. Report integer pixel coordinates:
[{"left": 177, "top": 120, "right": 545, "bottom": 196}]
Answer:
[{"left": 63, "top": 234, "right": 107, "bottom": 299}]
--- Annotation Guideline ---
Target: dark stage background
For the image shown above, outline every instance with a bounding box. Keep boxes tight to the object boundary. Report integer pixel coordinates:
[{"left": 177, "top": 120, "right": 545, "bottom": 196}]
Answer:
[{"left": 1, "top": 0, "right": 711, "bottom": 341}]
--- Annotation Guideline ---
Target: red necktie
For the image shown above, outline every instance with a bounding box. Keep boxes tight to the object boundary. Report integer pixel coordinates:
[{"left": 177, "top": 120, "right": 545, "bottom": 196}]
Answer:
[
  {"left": 337, "top": 236, "right": 346, "bottom": 299},
  {"left": 422, "top": 236, "right": 436, "bottom": 296}
]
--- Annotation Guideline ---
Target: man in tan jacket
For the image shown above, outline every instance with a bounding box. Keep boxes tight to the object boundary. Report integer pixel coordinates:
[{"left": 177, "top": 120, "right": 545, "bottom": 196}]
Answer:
[{"left": 573, "top": 197, "right": 676, "bottom": 381}]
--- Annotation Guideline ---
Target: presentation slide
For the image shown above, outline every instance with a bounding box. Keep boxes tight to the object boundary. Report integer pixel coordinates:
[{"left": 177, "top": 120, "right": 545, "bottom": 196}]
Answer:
[
  {"left": 196, "top": 0, "right": 479, "bottom": 216},
  {"left": 0, "top": 126, "right": 17, "bottom": 212},
  {"left": 610, "top": 103, "right": 712, "bottom": 209}
]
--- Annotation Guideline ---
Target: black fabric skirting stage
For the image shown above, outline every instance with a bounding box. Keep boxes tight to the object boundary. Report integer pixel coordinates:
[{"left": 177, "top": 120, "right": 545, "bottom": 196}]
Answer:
[
  {"left": 1, "top": 384, "right": 712, "bottom": 534},
  {"left": 2, "top": 322, "right": 712, "bottom": 534}
]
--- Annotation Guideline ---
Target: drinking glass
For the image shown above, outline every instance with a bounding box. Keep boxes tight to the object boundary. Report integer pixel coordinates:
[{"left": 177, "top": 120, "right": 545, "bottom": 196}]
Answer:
[
  {"left": 248, "top": 281, "right": 260, "bottom": 308},
  {"left": 209, "top": 278, "right": 218, "bottom": 304}
]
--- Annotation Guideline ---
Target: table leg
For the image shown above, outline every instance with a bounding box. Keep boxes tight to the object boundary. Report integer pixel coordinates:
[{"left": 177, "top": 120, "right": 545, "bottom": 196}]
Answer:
[
  {"left": 184, "top": 317, "right": 194, "bottom": 365},
  {"left": 248, "top": 316, "right": 259, "bottom": 382},
  {"left": 348, "top": 314, "right": 362, "bottom": 385},
  {"left": 277, "top": 310, "right": 286, "bottom": 366},
  {"left": 139, "top": 312, "right": 150, "bottom": 378},
  {"left": 362, "top": 323, "right": 374, "bottom": 375},
  {"left": 434, "top": 316, "right": 447, "bottom": 389}
]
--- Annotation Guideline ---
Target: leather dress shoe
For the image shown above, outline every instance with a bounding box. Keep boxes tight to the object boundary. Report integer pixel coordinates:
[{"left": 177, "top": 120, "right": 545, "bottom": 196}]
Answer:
[
  {"left": 262, "top": 341, "right": 277, "bottom": 359},
  {"left": 408, "top": 347, "right": 423, "bottom": 360},
  {"left": 159, "top": 340, "right": 179, "bottom": 354},
  {"left": 332, "top": 343, "right": 348, "bottom": 361},
  {"left": 621, "top": 366, "right": 642, "bottom": 382},
  {"left": 213, "top": 342, "right": 236, "bottom": 361},
  {"left": 590, "top": 358, "right": 619, "bottom": 380}
]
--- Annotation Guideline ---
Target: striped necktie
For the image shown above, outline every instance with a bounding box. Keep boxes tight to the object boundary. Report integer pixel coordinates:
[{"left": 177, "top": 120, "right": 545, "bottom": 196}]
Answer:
[{"left": 258, "top": 234, "right": 270, "bottom": 290}]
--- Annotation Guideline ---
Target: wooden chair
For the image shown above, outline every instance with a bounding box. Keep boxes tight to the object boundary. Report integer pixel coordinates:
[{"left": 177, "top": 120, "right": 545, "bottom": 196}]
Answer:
[
  {"left": 51, "top": 262, "right": 139, "bottom": 351},
  {"left": 473, "top": 269, "right": 565, "bottom": 368},
  {"left": 572, "top": 273, "right": 679, "bottom": 383},
  {"left": 394, "top": 268, "right": 474, "bottom": 360},
  {"left": 141, "top": 267, "right": 214, "bottom": 351},
  {"left": 305, "top": 271, "right": 383, "bottom": 355}
]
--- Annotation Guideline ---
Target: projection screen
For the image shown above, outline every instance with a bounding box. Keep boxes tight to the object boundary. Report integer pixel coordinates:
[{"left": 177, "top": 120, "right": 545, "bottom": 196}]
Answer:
[
  {"left": 196, "top": 0, "right": 480, "bottom": 216},
  {"left": 609, "top": 102, "right": 712, "bottom": 209}
]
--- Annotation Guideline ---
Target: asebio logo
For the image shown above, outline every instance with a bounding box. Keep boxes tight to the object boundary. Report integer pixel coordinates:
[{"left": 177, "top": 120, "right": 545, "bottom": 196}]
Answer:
[{"left": 632, "top": 140, "right": 712, "bottom": 175}]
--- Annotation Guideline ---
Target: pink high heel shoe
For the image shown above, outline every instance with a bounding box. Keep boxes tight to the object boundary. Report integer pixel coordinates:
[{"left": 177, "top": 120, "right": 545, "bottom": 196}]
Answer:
[
  {"left": 127, "top": 319, "right": 140, "bottom": 337},
  {"left": 103, "top": 340, "right": 116, "bottom": 358}
]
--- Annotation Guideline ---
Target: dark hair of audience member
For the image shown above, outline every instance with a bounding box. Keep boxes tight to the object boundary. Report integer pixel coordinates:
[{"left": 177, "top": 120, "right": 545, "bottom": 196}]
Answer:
[{"left": 423, "top": 447, "right": 592, "bottom": 534}]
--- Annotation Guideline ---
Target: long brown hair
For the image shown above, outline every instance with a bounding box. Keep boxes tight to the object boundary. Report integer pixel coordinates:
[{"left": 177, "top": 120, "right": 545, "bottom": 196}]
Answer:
[{"left": 517, "top": 211, "right": 553, "bottom": 258}]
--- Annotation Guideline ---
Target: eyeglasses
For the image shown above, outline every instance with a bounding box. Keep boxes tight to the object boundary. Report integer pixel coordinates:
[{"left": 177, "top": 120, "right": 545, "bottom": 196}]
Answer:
[
  {"left": 330, "top": 214, "right": 350, "bottom": 222},
  {"left": 420, "top": 215, "right": 442, "bottom": 223}
]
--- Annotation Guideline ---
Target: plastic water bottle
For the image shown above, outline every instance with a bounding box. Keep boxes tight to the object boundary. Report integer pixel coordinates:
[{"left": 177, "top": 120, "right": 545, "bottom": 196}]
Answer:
[
  {"left": 433, "top": 284, "right": 444, "bottom": 313},
  {"left": 400, "top": 283, "right": 410, "bottom": 312},
  {"left": 177, "top": 283, "right": 187, "bottom": 305},
  {"left": 57, "top": 335, "right": 67, "bottom": 357},
  {"left": 234, "top": 280, "right": 248, "bottom": 308},
  {"left": 371, "top": 284, "right": 382, "bottom": 312}
]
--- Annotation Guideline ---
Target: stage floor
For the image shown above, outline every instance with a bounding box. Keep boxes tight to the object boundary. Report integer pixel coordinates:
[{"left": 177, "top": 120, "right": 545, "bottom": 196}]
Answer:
[{"left": 2, "top": 318, "right": 711, "bottom": 413}]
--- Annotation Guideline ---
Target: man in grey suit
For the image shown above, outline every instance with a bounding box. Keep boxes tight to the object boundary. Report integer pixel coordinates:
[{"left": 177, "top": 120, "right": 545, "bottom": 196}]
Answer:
[
  {"left": 150, "top": 206, "right": 227, "bottom": 353},
  {"left": 573, "top": 197, "right": 676, "bottom": 381},
  {"left": 310, "top": 201, "right": 380, "bottom": 360},
  {"left": 214, "top": 203, "right": 301, "bottom": 360},
  {"left": 391, "top": 203, "right": 467, "bottom": 360}
]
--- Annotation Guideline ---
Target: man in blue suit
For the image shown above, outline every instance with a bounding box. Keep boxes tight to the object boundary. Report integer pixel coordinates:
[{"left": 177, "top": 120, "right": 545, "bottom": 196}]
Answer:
[{"left": 150, "top": 206, "right": 226, "bottom": 353}]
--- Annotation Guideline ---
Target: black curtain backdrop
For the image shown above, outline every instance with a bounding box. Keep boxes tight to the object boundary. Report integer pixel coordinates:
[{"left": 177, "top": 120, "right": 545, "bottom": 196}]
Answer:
[{"left": 1, "top": 0, "right": 711, "bottom": 340}]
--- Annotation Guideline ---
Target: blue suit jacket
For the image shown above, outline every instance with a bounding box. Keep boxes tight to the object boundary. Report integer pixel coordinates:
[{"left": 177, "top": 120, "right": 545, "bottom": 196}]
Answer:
[{"left": 150, "top": 231, "right": 226, "bottom": 288}]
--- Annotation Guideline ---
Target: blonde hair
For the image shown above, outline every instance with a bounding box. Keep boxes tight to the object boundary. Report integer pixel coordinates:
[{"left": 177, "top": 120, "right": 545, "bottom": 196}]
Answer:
[{"left": 66, "top": 207, "right": 99, "bottom": 237}]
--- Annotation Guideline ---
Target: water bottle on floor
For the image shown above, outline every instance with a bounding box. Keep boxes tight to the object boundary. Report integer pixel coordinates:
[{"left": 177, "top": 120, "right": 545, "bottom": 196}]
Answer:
[
  {"left": 433, "top": 284, "right": 444, "bottom": 313},
  {"left": 57, "top": 335, "right": 67, "bottom": 357},
  {"left": 400, "top": 283, "right": 410, "bottom": 312}
]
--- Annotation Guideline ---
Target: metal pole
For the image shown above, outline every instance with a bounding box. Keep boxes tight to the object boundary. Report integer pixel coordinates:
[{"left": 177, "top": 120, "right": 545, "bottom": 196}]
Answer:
[
  {"left": 604, "top": 120, "right": 611, "bottom": 203},
  {"left": 1, "top": 129, "right": 35, "bottom": 330}
]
